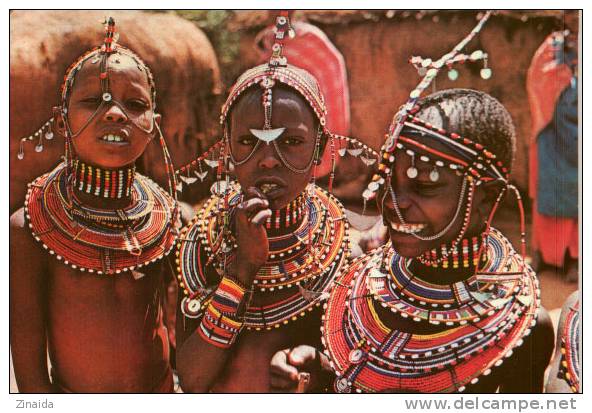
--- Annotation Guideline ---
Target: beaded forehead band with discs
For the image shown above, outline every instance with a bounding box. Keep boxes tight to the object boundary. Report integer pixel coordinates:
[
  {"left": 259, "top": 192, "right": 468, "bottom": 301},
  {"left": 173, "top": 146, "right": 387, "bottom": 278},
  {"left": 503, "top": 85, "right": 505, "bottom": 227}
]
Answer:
[{"left": 361, "top": 11, "right": 527, "bottom": 262}]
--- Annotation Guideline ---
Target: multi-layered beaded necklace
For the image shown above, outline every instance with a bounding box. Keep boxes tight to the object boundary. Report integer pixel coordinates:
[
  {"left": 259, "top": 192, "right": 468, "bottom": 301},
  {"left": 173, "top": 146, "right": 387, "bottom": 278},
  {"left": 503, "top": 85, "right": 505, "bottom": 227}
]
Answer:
[
  {"left": 321, "top": 228, "right": 539, "bottom": 393},
  {"left": 25, "top": 162, "right": 178, "bottom": 275},
  {"left": 177, "top": 182, "right": 349, "bottom": 330},
  {"left": 558, "top": 300, "right": 580, "bottom": 393}
]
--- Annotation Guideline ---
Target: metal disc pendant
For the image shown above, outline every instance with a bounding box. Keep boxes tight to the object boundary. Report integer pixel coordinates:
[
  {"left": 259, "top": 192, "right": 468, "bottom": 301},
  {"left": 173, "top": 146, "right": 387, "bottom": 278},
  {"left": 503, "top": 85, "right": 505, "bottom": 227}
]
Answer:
[
  {"left": 102, "top": 92, "right": 112, "bottom": 102},
  {"left": 334, "top": 377, "right": 351, "bottom": 393},
  {"left": 349, "top": 348, "right": 366, "bottom": 364},
  {"left": 448, "top": 69, "right": 459, "bottom": 81},
  {"left": 45, "top": 131, "right": 54, "bottom": 140},
  {"left": 35, "top": 144, "right": 44, "bottom": 153},
  {"left": 407, "top": 166, "right": 418, "bottom": 179},
  {"left": 480, "top": 68, "right": 492, "bottom": 79},
  {"left": 429, "top": 168, "right": 440, "bottom": 182}
]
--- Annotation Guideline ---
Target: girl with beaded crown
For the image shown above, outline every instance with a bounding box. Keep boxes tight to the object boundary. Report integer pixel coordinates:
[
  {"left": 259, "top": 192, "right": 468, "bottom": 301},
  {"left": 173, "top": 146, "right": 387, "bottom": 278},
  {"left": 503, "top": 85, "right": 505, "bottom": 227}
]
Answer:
[
  {"left": 271, "top": 12, "right": 554, "bottom": 393},
  {"left": 174, "top": 12, "right": 377, "bottom": 393},
  {"left": 10, "top": 18, "right": 179, "bottom": 392}
]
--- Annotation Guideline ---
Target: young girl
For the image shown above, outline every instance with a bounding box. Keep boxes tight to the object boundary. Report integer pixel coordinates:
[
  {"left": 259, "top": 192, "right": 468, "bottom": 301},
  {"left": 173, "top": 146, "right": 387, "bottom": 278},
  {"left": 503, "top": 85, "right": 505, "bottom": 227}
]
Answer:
[
  {"left": 174, "top": 13, "right": 376, "bottom": 393},
  {"left": 271, "top": 89, "right": 555, "bottom": 393},
  {"left": 10, "top": 18, "right": 178, "bottom": 392}
]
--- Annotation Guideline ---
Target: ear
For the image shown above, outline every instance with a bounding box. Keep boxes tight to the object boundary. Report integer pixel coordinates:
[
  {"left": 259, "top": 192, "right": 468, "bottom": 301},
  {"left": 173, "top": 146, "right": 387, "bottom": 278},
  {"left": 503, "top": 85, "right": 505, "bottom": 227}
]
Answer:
[{"left": 52, "top": 106, "right": 66, "bottom": 136}]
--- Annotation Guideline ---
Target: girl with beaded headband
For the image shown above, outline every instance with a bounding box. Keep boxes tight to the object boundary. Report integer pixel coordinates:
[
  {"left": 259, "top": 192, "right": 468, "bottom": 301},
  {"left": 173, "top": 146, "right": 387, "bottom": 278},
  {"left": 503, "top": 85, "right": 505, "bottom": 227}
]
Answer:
[
  {"left": 271, "top": 12, "right": 554, "bottom": 393},
  {"left": 174, "top": 11, "right": 376, "bottom": 393},
  {"left": 10, "top": 17, "right": 179, "bottom": 393}
]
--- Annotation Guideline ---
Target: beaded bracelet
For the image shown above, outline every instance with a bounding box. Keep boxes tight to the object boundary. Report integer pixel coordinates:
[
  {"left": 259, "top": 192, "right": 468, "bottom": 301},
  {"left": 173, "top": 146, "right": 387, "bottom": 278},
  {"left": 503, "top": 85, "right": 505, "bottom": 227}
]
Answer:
[{"left": 197, "top": 276, "right": 248, "bottom": 349}]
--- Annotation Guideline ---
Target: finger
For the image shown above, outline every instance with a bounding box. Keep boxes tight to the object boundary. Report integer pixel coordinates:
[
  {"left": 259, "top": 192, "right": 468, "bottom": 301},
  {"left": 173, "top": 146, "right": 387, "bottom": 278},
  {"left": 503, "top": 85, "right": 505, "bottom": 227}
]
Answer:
[
  {"left": 250, "top": 209, "right": 272, "bottom": 225},
  {"left": 270, "top": 349, "right": 300, "bottom": 381},
  {"left": 238, "top": 197, "right": 269, "bottom": 213},
  {"left": 288, "top": 345, "right": 317, "bottom": 367},
  {"left": 245, "top": 186, "right": 266, "bottom": 200}
]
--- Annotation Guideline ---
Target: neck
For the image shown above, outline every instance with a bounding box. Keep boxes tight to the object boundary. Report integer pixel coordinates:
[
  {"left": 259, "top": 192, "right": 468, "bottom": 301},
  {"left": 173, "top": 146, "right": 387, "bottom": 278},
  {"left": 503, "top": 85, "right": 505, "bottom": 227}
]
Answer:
[
  {"left": 69, "top": 159, "right": 136, "bottom": 210},
  {"left": 408, "top": 234, "right": 487, "bottom": 285},
  {"left": 264, "top": 192, "right": 307, "bottom": 236}
]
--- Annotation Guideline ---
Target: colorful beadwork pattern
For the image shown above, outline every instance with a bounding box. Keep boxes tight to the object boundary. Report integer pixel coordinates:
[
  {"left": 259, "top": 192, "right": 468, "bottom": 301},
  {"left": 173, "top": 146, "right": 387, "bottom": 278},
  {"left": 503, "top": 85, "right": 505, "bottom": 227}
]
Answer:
[
  {"left": 177, "top": 182, "right": 349, "bottom": 330},
  {"left": 25, "top": 162, "right": 178, "bottom": 275},
  {"left": 558, "top": 300, "right": 580, "bottom": 393},
  {"left": 321, "top": 228, "right": 540, "bottom": 393}
]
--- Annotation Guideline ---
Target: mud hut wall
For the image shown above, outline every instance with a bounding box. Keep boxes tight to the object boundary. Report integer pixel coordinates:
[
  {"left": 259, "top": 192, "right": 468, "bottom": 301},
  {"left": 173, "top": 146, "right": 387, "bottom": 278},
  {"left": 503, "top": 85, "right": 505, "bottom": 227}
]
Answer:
[
  {"left": 234, "top": 13, "right": 556, "bottom": 194},
  {"left": 10, "top": 10, "right": 222, "bottom": 212}
]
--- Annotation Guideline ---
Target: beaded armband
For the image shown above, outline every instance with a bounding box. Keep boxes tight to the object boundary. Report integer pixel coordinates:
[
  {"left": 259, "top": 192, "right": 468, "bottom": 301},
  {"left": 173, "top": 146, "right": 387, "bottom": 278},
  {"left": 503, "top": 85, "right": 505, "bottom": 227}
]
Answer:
[{"left": 197, "top": 276, "right": 249, "bottom": 349}]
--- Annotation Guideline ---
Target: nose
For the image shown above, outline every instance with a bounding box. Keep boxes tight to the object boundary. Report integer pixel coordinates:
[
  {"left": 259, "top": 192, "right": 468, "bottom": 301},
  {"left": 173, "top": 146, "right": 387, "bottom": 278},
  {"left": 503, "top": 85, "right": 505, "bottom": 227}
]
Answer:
[
  {"left": 103, "top": 103, "right": 128, "bottom": 123},
  {"left": 257, "top": 143, "right": 281, "bottom": 169}
]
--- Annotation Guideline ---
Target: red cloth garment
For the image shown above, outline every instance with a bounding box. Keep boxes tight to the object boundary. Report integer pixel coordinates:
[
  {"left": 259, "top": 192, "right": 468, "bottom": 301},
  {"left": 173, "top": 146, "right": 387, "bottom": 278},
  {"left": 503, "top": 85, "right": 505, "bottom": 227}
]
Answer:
[
  {"left": 526, "top": 33, "right": 578, "bottom": 266},
  {"left": 254, "top": 21, "right": 351, "bottom": 176}
]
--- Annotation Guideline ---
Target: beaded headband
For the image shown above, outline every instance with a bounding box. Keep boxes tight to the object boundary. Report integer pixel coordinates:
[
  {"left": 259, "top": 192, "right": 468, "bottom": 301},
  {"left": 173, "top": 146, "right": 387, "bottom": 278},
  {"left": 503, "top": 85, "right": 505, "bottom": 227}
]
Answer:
[{"left": 18, "top": 17, "right": 157, "bottom": 160}]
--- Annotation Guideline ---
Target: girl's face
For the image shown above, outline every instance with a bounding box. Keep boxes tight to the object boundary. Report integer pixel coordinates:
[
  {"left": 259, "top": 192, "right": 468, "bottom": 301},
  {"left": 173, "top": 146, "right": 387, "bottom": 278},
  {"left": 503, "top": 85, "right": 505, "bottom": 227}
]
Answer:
[
  {"left": 378, "top": 134, "right": 489, "bottom": 259},
  {"left": 64, "top": 53, "right": 157, "bottom": 169},
  {"left": 229, "top": 87, "right": 318, "bottom": 210}
]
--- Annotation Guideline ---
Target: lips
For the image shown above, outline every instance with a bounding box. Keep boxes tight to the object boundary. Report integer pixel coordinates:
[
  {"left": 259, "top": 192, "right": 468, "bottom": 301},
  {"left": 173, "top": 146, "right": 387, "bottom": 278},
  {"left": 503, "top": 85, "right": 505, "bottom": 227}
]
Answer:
[
  {"left": 97, "top": 129, "right": 130, "bottom": 145},
  {"left": 254, "top": 176, "right": 287, "bottom": 196}
]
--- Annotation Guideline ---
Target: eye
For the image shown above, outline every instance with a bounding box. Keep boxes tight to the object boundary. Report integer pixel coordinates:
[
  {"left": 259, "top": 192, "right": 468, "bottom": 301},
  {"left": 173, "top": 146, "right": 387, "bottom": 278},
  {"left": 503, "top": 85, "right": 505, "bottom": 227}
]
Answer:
[
  {"left": 280, "top": 136, "right": 303, "bottom": 146},
  {"left": 237, "top": 136, "right": 257, "bottom": 146},
  {"left": 126, "top": 99, "right": 150, "bottom": 111},
  {"left": 414, "top": 181, "right": 443, "bottom": 196},
  {"left": 79, "top": 96, "right": 101, "bottom": 105}
]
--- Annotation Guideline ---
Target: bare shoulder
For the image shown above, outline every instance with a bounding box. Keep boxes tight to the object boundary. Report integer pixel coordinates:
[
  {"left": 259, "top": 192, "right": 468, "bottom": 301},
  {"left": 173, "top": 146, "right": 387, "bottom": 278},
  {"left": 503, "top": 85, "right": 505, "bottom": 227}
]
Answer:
[
  {"left": 10, "top": 207, "right": 47, "bottom": 265},
  {"left": 10, "top": 207, "right": 26, "bottom": 229}
]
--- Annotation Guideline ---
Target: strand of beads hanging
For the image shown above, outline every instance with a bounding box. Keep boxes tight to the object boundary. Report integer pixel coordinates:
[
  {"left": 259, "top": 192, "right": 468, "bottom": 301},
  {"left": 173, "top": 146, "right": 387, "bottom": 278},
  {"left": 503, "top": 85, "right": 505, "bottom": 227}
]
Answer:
[
  {"left": 17, "top": 119, "right": 55, "bottom": 160},
  {"left": 177, "top": 181, "right": 350, "bottom": 331},
  {"left": 417, "top": 236, "right": 484, "bottom": 269},
  {"left": 363, "top": 11, "right": 493, "bottom": 203},
  {"left": 24, "top": 162, "right": 178, "bottom": 275},
  {"left": 410, "top": 49, "right": 492, "bottom": 81},
  {"left": 71, "top": 159, "right": 135, "bottom": 199},
  {"left": 558, "top": 300, "right": 580, "bottom": 393},
  {"left": 321, "top": 228, "right": 540, "bottom": 393}
]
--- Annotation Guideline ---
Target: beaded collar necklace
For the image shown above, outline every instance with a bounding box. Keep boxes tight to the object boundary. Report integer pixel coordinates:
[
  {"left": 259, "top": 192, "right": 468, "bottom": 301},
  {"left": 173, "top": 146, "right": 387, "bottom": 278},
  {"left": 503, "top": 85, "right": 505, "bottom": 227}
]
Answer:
[
  {"left": 558, "top": 300, "right": 580, "bottom": 393},
  {"left": 25, "top": 162, "right": 178, "bottom": 276},
  {"left": 177, "top": 182, "right": 350, "bottom": 331},
  {"left": 71, "top": 159, "right": 135, "bottom": 200},
  {"left": 321, "top": 228, "right": 540, "bottom": 393}
]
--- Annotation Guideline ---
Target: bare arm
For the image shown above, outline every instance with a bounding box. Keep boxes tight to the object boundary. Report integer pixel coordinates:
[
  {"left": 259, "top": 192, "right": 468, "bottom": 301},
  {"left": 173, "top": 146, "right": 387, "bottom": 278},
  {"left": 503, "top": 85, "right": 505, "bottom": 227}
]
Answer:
[
  {"left": 9, "top": 209, "right": 54, "bottom": 393},
  {"left": 176, "top": 188, "right": 271, "bottom": 393},
  {"left": 498, "top": 306, "right": 555, "bottom": 393}
]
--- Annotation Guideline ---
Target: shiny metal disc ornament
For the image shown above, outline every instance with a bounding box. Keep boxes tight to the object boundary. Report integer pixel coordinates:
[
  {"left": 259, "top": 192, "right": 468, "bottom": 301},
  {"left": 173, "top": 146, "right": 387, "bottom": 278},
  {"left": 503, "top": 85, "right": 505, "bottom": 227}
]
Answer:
[
  {"left": 407, "top": 166, "right": 418, "bottom": 179},
  {"left": 480, "top": 68, "right": 492, "bottom": 79},
  {"left": 429, "top": 167, "right": 440, "bottom": 182}
]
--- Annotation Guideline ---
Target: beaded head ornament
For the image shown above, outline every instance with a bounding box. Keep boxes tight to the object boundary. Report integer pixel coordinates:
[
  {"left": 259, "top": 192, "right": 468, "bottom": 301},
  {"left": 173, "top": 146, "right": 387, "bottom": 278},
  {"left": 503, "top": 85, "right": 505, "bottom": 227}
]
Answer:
[
  {"left": 363, "top": 11, "right": 527, "bottom": 265},
  {"left": 17, "top": 17, "right": 177, "bottom": 200},
  {"left": 176, "top": 11, "right": 377, "bottom": 194}
]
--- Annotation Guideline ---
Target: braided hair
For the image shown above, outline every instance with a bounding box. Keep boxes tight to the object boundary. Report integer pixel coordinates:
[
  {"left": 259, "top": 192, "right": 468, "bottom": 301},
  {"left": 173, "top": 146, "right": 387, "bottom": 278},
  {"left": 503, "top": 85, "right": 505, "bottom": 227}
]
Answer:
[{"left": 414, "top": 89, "right": 516, "bottom": 173}]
